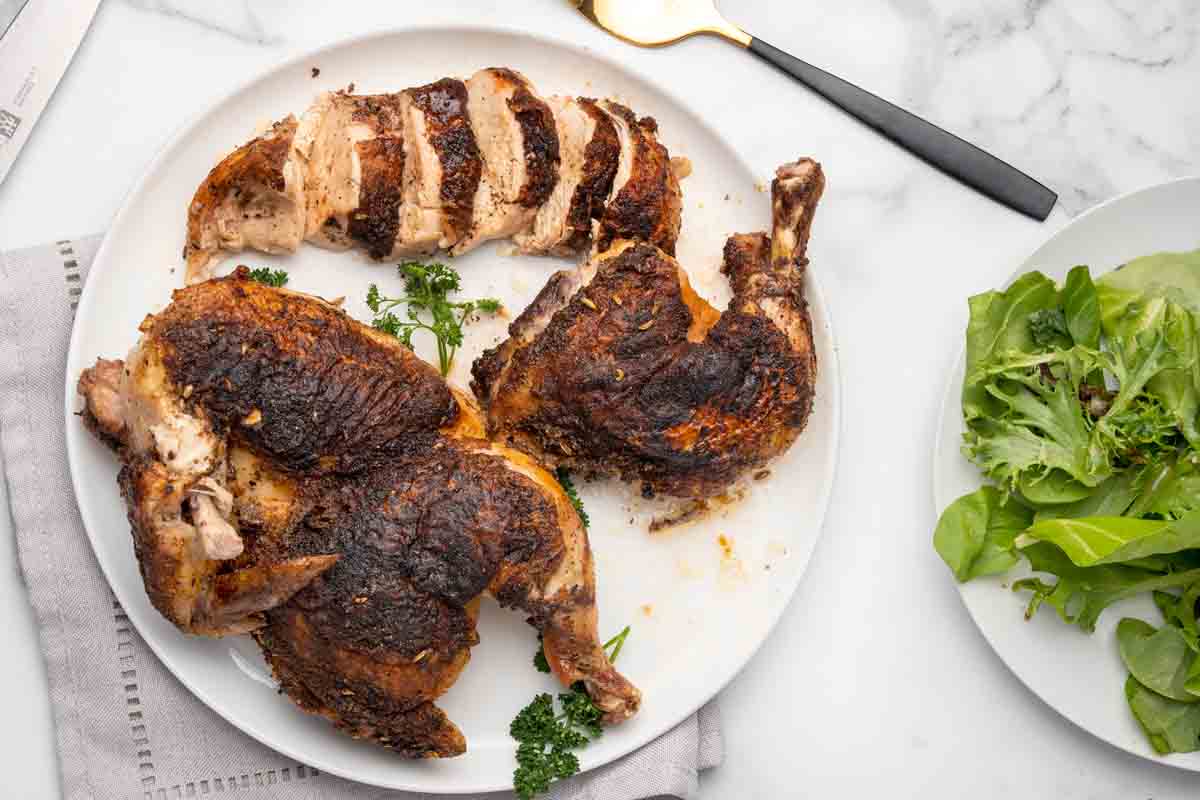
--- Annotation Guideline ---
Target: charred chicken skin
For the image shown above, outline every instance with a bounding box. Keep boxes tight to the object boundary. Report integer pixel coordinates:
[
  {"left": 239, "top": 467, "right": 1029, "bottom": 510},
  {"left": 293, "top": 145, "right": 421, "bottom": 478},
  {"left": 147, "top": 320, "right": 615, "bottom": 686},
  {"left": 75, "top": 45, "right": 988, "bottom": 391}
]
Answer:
[
  {"left": 472, "top": 159, "right": 824, "bottom": 499},
  {"left": 77, "top": 270, "right": 639, "bottom": 757},
  {"left": 183, "top": 69, "right": 681, "bottom": 283}
]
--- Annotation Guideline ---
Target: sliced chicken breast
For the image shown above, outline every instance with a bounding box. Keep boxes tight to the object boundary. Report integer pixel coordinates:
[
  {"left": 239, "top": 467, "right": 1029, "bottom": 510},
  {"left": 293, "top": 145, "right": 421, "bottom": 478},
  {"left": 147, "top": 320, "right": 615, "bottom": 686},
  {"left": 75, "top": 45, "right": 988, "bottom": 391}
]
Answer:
[
  {"left": 301, "top": 92, "right": 406, "bottom": 259},
  {"left": 451, "top": 68, "right": 559, "bottom": 255},
  {"left": 182, "top": 74, "right": 681, "bottom": 282},
  {"left": 514, "top": 96, "right": 620, "bottom": 256},
  {"left": 184, "top": 117, "right": 308, "bottom": 284},
  {"left": 593, "top": 101, "right": 682, "bottom": 256},
  {"left": 397, "top": 79, "right": 482, "bottom": 254}
]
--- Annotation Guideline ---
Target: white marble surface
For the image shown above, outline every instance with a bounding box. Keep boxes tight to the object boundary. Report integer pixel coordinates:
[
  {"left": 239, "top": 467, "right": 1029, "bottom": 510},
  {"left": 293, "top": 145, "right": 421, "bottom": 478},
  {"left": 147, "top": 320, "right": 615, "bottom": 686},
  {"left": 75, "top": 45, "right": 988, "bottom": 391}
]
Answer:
[{"left": 2, "top": 0, "right": 1200, "bottom": 796}]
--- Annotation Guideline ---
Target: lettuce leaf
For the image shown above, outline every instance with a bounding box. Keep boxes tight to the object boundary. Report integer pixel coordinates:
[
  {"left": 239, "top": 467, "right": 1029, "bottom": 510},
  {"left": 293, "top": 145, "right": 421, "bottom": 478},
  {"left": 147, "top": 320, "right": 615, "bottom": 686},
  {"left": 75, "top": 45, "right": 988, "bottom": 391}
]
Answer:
[
  {"left": 963, "top": 349, "right": 1112, "bottom": 492},
  {"left": 1016, "top": 510, "right": 1200, "bottom": 568},
  {"left": 1099, "top": 250, "right": 1200, "bottom": 315},
  {"left": 963, "top": 271, "right": 1060, "bottom": 421},
  {"left": 1014, "top": 543, "right": 1200, "bottom": 632},
  {"left": 1062, "top": 265, "right": 1101, "bottom": 349},
  {"left": 1100, "top": 257, "right": 1200, "bottom": 447}
]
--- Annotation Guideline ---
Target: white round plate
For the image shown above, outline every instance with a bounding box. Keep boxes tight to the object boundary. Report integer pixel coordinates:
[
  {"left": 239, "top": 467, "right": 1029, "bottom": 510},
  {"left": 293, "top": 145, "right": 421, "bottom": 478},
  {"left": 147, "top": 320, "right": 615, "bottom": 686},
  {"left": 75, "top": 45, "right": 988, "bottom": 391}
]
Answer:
[
  {"left": 64, "top": 25, "right": 841, "bottom": 793},
  {"left": 933, "top": 177, "right": 1200, "bottom": 769}
]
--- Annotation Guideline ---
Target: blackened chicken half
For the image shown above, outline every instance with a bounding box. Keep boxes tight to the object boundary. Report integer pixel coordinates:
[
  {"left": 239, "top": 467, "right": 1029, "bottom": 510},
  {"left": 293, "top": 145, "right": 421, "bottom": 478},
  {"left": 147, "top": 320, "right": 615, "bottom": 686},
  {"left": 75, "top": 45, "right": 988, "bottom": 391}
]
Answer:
[
  {"left": 472, "top": 159, "right": 824, "bottom": 499},
  {"left": 77, "top": 270, "right": 639, "bottom": 758}
]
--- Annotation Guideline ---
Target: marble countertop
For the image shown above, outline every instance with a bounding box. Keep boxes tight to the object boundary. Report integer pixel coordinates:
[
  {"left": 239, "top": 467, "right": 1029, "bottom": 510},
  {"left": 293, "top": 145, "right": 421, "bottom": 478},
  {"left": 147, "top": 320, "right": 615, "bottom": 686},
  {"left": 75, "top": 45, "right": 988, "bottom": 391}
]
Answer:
[{"left": 3, "top": 0, "right": 1200, "bottom": 796}]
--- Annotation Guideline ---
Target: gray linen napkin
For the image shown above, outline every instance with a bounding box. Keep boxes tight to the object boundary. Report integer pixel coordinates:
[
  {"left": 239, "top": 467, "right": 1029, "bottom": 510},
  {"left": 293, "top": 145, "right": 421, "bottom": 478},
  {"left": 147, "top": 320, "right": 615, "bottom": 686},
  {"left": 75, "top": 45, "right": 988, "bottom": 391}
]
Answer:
[{"left": 0, "top": 235, "right": 722, "bottom": 800}]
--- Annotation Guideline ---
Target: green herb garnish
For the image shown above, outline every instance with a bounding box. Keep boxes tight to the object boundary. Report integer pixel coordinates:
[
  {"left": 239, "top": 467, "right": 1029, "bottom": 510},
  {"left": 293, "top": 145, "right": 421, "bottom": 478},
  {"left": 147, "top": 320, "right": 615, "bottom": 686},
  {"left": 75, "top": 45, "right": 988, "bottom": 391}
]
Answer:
[
  {"left": 533, "top": 633, "right": 551, "bottom": 673},
  {"left": 366, "top": 261, "right": 501, "bottom": 376},
  {"left": 554, "top": 467, "right": 589, "bottom": 529},
  {"left": 514, "top": 627, "right": 631, "bottom": 798},
  {"left": 247, "top": 267, "right": 289, "bottom": 287}
]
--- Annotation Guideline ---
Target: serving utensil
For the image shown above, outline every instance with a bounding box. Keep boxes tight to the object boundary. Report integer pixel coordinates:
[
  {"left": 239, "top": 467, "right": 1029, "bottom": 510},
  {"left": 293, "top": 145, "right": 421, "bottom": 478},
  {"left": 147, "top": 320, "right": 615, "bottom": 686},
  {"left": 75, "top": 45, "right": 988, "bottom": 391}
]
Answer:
[{"left": 576, "top": 0, "right": 1058, "bottom": 221}]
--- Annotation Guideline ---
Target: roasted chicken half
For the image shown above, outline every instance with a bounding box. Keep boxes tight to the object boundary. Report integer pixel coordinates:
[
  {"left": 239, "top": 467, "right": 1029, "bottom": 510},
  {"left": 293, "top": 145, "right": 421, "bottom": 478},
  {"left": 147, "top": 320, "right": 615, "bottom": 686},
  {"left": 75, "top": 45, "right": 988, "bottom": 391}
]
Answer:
[
  {"left": 472, "top": 159, "right": 824, "bottom": 499},
  {"left": 183, "top": 69, "right": 681, "bottom": 283},
  {"left": 77, "top": 270, "right": 639, "bottom": 757}
]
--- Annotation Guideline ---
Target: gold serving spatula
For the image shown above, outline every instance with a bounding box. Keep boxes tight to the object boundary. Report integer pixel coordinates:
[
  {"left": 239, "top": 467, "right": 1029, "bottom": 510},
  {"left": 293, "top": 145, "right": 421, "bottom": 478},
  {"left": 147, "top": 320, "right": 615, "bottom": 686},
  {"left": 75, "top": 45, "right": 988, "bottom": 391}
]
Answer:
[{"left": 576, "top": 0, "right": 1057, "bottom": 221}]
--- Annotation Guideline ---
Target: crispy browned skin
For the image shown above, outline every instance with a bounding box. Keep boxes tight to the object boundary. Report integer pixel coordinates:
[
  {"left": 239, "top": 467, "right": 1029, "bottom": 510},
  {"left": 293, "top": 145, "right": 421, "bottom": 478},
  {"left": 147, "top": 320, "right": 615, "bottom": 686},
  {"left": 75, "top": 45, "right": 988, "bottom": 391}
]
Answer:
[
  {"left": 595, "top": 103, "right": 682, "bottom": 257},
  {"left": 559, "top": 98, "right": 621, "bottom": 253},
  {"left": 500, "top": 70, "right": 560, "bottom": 208},
  {"left": 344, "top": 94, "right": 407, "bottom": 258},
  {"left": 184, "top": 117, "right": 303, "bottom": 282},
  {"left": 183, "top": 79, "right": 685, "bottom": 280},
  {"left": 78, "top": 271, "right": 639, "bottom": 757},
  {"left": 147, "top": 273, "right": 455, "bottom": 474},
  {"left": 407, "top": 79, "right": 482, "bottom": 246},
  {"left": 472, "top": 159, "right": 824, "bottom": 498}
]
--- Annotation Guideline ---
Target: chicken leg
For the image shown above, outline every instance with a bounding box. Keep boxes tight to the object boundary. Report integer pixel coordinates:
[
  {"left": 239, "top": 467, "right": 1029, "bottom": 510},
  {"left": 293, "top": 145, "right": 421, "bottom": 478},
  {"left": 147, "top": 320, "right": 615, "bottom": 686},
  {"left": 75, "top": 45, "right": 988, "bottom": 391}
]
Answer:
[{"left": 472, "top": 158, "right": 824, "bottom": 498}]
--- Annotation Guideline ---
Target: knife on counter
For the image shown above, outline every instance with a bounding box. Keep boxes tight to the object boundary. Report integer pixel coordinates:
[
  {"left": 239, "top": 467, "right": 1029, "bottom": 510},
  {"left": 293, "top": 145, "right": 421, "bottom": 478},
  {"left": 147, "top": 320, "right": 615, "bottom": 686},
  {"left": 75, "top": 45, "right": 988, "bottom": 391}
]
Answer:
[{"left": 0, "top": 0, "right": 103, "bottom": 188}]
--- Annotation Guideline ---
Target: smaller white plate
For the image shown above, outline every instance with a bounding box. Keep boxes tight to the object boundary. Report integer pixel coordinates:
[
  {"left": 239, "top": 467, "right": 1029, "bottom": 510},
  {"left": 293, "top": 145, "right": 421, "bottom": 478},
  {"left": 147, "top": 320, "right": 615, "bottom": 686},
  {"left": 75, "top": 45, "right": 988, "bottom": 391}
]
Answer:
[{"left": 933, "top": 177, "right": 1200, "bottom": 769}]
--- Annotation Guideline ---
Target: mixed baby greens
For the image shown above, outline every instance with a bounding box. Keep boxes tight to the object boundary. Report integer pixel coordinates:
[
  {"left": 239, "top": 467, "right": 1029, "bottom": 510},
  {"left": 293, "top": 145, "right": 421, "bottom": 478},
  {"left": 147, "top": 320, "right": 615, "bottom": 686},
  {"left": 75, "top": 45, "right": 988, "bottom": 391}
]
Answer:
[{"left": 934, "top": 250, "right": 1200, "bottom": 754}]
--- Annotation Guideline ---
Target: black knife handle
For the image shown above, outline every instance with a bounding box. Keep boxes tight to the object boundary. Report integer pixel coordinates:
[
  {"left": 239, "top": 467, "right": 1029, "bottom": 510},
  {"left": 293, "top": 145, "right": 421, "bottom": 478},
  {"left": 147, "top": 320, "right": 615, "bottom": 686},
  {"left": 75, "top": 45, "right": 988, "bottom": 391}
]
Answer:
[{"left": 747, "top": 36, "right": 1057, "bottom": 221}]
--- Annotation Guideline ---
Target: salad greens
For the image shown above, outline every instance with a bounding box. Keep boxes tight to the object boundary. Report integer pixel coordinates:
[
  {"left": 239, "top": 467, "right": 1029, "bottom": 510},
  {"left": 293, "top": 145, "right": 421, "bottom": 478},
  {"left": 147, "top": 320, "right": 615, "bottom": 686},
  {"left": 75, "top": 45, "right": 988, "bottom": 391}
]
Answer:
[{"left": 934, "top": 249, "right": 1200, "bottom": 754}]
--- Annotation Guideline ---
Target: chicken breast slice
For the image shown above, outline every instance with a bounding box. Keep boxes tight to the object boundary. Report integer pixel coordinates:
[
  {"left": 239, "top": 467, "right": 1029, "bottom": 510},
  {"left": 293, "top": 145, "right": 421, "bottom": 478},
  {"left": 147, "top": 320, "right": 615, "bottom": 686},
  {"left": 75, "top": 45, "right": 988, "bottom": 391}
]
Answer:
[
  {"left": 451, "top": 68, "right": 559, "bottom": 255},
  {"left": 396, "top": 79, "right": 482, "bottom": 254},
  {"left": 301, "top": 92, "right": 406, "bottom": 257},
  {"left": 513, "top": 96, "right": 618, "bottom": 256},
  {"left": 184, "top": 116, "right": 309, "bottom": 283},
  {"left": 593, "top": 101, "right": 682, "bottom": 257}
]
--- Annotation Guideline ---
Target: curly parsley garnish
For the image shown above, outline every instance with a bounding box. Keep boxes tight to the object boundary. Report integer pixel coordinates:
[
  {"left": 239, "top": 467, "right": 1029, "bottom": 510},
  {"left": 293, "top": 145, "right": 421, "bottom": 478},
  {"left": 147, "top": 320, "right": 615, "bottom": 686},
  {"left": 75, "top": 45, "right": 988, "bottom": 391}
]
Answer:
[
  {"left": 247, "top": 267, "right": 289, "bottom": 287},
  {"left": 366, "top": 261, "right": 501, "bottom": 376},
  {"left": 554, "top": 467, "right": 589, "bottom": 529},
  {"left": 515, "top": 627, "right": 632, "bottom": 798},
  {"left": 533, "top": 633, "right": 552, "bottom": 673}
]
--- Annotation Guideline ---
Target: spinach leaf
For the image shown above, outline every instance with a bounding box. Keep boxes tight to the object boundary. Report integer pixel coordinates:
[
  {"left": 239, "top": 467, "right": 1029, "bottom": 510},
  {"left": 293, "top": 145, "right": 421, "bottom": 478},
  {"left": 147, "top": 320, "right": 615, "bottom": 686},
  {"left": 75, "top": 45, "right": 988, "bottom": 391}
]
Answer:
[
  {"left": 934, "top": 487, "right": 1031, "bottom": 582},
  {"left": 1125, "top": 674, "right": 1200, "bottom": 754},
  {"left": 1017, "top": 510, "right": 1200, "bottom": 567},
  {"left": 1117, "top": 618, "right": 1199, "bottom": 703},
  {"left": 1063, "top": 265, "right": 1101, "bottom": 349}
]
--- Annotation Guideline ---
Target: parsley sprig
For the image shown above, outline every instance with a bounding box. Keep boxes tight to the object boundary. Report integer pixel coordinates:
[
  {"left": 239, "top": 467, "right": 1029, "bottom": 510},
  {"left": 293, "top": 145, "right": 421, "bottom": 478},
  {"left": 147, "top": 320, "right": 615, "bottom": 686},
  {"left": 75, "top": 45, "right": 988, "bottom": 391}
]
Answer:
[
  {"left": 247, "top": 267, "right": 289, "bottom": 287},
  {"left": 554, "top": 467, "right": 589, "bottom": 529},
  {"left": 366, "top": 261, "right": 500, "bottom": 376},
  {"left": 515, "top": 627, "right": 632, "bottom": 799}
]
